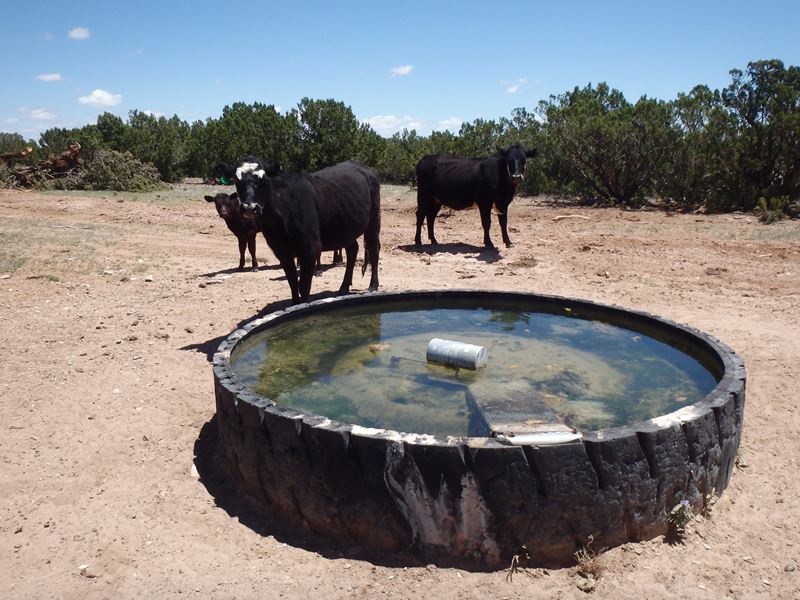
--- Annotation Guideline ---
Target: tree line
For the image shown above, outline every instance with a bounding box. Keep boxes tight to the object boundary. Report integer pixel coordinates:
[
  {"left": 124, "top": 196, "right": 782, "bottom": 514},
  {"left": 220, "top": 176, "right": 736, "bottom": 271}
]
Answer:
[{"left": 1, "top": 59, "right": 797, "bottom": 214}]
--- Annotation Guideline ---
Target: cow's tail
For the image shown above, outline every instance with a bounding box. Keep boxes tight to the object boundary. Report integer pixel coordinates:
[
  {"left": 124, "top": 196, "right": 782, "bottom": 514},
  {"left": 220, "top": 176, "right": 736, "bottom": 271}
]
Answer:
[{"left": 362, "top": 247, "right": 369, "bottom": 277}]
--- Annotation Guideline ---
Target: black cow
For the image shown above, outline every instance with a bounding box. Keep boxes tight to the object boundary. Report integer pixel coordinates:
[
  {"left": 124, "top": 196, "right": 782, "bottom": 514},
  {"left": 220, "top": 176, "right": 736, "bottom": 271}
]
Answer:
[
  {"left": 221, "top": 157, "right": 380, "bottom": 304},
  {"left": 317, "top": 248, "right": 343, "bottom": 273},
  {"left": 414, "top": 143, "right": 537, "bottom": 249},
  {"left": 204, "top": 192, "right": 260, "bottom": 271}
]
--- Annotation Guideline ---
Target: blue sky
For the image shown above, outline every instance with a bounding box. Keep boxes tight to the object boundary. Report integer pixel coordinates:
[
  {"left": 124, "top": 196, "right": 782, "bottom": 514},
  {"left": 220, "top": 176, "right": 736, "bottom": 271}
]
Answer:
[{"left": 2, "top": 0, "right": 798, "bottom": 141}]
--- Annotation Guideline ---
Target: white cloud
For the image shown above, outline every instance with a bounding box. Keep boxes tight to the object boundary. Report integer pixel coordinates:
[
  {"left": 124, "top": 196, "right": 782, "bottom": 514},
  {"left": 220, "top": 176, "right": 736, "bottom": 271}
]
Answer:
[
  {"left": 78, "top": 89, "right": 122, "bottom": 107},
  {"left": 29, "top": 108, "right": 56, "bottom": 120},
  {"left": 16, "top": 107, "right": 56, "bottom": 120},
  {"left": 501, "top": 77, "right": 528, "bottom": 94},
  {"left": 144, "top": 110, "right": 165, "bottom": 118},
  {"left": 390, "top": 64, "right": 414, "bottom": 77},
  {"left": 37, "top": 73, "right": 63, "bottom": 82},
  {"left": 363, "top": 114, "right": 424, "bottom": 136},
  {"left": 68, "top": 27, "right": 91, "bottom": 40},
  {"left": 435, "top": 117, "right": 462, "bottom": 132},
  {"left": 5, "top": 117, "right": 20, "bottom": 124},
  {"left": 40, "top": 32, "right": 54, "bottom": 41}
]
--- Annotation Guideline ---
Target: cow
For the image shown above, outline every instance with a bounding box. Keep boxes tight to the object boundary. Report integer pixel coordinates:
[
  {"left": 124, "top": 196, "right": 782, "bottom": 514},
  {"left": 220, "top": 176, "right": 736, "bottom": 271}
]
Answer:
[
  {"left": 220, "top": 157, "right": 380, "bottom": 304},
  {"left": 414, "top": 143, "right": 537, "bottom": 249},
  {"left": 316, "top": 248, "right": 343, "bottom": 274},
  {"left": 204, "top": 192, "right": 261, "bottom": 271}
]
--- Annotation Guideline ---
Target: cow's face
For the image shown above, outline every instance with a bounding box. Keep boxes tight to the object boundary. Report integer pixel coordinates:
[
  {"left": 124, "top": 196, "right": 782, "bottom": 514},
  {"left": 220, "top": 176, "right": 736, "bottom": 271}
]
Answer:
[
  {"left": 233, "top": 159, "right": 282, "bottom": 221},
  {"left": 498, "top": 144, "right": 538, "bottom": 182},
  {"left": 205, "top": 192, "right": 240, "bottom": 220},
  {"left": 234, "top": 161, "right": 268, "bottom": 221}
]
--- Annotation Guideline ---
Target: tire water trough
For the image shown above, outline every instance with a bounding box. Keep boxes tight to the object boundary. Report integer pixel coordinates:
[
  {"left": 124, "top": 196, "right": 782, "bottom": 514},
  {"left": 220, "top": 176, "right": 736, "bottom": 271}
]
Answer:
[{"left": 211, "top": 290, "right": 746, "bottom": 567}]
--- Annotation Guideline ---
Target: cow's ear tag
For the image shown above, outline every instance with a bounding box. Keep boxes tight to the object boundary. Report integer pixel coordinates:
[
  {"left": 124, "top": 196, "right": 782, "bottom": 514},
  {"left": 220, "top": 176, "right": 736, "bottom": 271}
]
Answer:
[{"left": 220, "top": 175, "right": 230, "bottom": 185}]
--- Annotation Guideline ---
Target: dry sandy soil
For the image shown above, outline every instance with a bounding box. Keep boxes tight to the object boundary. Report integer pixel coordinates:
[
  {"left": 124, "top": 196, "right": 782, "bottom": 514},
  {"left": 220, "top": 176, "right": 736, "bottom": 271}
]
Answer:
[{"left": 1, "top": 183, "right": 799, "bottom": 599}]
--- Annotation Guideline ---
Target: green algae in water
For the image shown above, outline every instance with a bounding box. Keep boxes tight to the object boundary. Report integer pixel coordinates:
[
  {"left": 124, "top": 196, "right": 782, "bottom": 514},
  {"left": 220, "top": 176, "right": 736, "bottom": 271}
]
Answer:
[{"left": 231, "top": 302, "right": 718, "bottom": 437}]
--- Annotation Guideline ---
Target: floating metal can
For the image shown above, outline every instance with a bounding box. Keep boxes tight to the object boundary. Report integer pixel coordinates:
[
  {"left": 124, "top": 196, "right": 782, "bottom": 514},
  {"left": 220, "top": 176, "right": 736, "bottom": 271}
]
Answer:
[{"left": 426, "top": 338, "right": 488, "bottom": 370}]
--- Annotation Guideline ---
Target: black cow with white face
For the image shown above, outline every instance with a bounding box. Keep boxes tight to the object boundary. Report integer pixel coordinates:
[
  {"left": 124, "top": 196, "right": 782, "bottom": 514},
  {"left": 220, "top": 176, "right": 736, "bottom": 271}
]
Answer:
[
  {"left": 220, "top": 156, "right": 380, "bottom": 304},
  {"left": 414, "top": 143, "right": 537, "bottom": 249}
]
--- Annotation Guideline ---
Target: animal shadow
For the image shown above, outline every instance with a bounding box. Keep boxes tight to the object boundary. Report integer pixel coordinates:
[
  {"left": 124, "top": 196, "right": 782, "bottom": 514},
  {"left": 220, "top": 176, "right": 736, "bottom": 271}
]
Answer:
[
  {"left": 199, "top": 264, "right": 282, "bottom": 278},
  {"left": 397, "top": 242, "right": 502, "bottom": 264}
]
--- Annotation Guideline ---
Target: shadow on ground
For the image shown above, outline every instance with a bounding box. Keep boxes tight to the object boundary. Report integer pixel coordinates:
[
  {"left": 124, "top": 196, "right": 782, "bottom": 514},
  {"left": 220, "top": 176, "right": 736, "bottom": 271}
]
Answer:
[
  {"left": 199, "top": 263, "right": 283, "bottom": 278},
  {"left": 179, "top": 290, "right": 351, "bottom": 362},
  {"left": 193, "top": 416, "right": 424, "bottom": 569},
  {"left": 396, "top": 242, "right": 502, "bottom": 263}
]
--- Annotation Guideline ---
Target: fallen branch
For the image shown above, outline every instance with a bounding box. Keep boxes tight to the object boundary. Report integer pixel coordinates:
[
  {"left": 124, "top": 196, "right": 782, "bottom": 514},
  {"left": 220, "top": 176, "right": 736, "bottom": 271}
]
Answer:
[
  {"left": 7, "top": 143, "right": 82, "bottom": 187},
  {"left": 0, "top": 147, "right": 33, "bottom": 161},
  {"left": 552, "top": 214, "right": 590, "bottom": 222}
]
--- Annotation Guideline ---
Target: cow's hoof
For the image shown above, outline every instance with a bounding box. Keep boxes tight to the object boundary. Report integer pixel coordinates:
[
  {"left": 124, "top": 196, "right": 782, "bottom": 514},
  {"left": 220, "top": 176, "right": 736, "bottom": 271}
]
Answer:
[
  {"left": 251, "top": 266, "right": 259, "bottom": 272},
  {"left": 505, "top": 241, "right": 513, "bottom": 248}
]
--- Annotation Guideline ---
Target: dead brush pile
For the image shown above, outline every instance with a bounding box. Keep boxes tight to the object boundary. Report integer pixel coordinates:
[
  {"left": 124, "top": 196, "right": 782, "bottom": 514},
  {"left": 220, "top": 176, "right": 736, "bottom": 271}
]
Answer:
[{"left": 1, "top": 145, "right": 167, "bottom": 192}]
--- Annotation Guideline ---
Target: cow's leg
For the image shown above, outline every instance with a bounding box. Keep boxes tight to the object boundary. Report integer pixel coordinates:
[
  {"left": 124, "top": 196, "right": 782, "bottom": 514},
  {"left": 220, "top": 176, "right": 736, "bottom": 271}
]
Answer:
[
  {"left": 340, "top": 240, "right": 359, "bottom": 293},
  {"left": 497, "top": 211, "right": 512, "bottom": 247},
  {"left": 281, "top": 259, "right": 301, "bottom": 304},
  {"left": 478, "top": 203, "right": 496, "bottom": 249},
  {"left": 247, "top": 232, "right": 258, "bottom": 271},
  {"left": 237, "top": 237, "right": 247, "bottom": 270},
  {"left": 414, "top": 194, "right": 427, "bottom": 246},
  {"left": 315, "top": 251, "right": 323, "bottom": 276},
  {"left": 298, "top": 251, "right": 317, "bottom": 303},
  {"left": 364, "top": 230, "right": 380, "bottom": 292},
  {"left": 426, "top": 203, "right": 441, "bottom": 245}
]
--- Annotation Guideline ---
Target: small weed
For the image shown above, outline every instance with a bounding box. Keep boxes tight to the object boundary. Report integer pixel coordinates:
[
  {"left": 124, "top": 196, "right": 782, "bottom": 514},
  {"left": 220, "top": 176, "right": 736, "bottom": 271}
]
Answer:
[
  {"left": 574, "top": 535, "right": 605, "bottom": 582},
  {"left": 735, "top": 449, "right": 750, "bottom": 470},
  {"left": 701, "top": 490, "right": 719, "bottom": 518},
  {"left": 505, "top": 543, "right": 531, "bottom": 582},
  {"left": 507, "top": 256, "right": 539, "bottom": 269},
  {"left": 757, "top": 196, "right": 788, "bottom": 224},
  {"left": 667, "top": 492, "right": 695, "bottom": 541},
  {"left": 0, "top": 252, "right": 27, "bottom": 273}
]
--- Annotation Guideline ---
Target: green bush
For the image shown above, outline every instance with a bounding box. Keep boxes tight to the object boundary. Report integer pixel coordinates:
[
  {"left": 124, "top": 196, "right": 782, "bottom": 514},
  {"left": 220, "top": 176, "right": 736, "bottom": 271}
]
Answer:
[
  {"left": 50, "top": 149, "right": 167, "bottom": 192},
  {"left": 757, "top": 196, "right": 789, "bottom": 224},
  {"left": 0, "top": 162, "right": 13, "bottom": 187}
]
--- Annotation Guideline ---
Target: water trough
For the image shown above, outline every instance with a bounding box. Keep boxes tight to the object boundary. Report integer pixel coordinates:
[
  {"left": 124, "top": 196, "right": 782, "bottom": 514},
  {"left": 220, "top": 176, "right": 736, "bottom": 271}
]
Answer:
[{"left": 211, "top": 290, "right": 746, "bottom": 567}]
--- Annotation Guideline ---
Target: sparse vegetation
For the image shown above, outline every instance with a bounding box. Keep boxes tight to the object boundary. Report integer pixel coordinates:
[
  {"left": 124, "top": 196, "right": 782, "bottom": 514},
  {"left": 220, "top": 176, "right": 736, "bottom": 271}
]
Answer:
[
  {"left": 701, "top": 491, "right": 719, "bottom": 518},
  {"left": 505, "top": 543, "right": 532, "bottom": 582},
  {"left": 757, "top": 196, "right": 789, "bottom": 224},
  {"left": 574, "top": 535, "right": 605, "bottom": 579},
  {"left": 2, "top": 59, "right": 797, "bottom": 213},
  {"left": 667, "top": 492, "right": 696, "bottom": 541},
  {"left": 0, "top": 162, "right": 13, "bottom": 188},
  {"left": 0, "top": 250, "right": 27, "bottom": 274}
]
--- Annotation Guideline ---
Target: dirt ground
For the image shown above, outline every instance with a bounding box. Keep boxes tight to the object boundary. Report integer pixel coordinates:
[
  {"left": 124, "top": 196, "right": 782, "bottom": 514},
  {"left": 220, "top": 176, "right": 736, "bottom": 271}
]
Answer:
[{"left": 1, "top": 182, "right": 799, "bottom": 599}]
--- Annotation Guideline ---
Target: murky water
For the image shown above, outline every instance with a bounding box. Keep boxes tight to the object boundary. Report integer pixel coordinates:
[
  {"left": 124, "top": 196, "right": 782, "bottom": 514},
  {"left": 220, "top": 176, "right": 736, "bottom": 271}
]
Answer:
[{"left": 231, "top": 300, "right": 718, "bottom": 436}]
